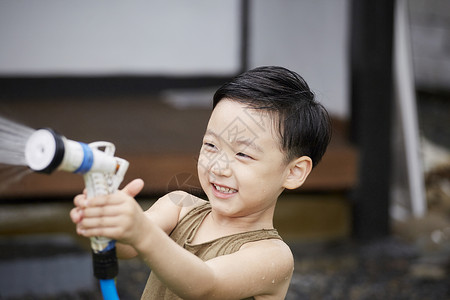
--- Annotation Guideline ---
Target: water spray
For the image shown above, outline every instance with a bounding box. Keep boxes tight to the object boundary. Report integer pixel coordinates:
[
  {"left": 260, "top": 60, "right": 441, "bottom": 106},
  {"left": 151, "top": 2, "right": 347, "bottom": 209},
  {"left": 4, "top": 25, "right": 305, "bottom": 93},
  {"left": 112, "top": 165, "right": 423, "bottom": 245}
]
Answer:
[{"left": 25, "top": 128, "right": 128, "bottom": 300}]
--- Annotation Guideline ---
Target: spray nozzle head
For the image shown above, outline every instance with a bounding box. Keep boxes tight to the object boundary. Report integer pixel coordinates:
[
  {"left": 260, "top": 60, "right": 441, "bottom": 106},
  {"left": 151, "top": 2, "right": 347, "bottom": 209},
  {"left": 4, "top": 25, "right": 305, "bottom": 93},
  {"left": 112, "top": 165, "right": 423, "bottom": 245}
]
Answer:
[{"left": 25, "top": 128, "right": 65, "bottom": 174}]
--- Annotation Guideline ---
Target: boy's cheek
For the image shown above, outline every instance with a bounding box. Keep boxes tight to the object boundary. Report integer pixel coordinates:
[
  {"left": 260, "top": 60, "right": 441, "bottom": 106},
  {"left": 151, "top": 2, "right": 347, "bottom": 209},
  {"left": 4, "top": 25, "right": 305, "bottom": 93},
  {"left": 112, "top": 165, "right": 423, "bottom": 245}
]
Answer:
[{"left": 197, "top": 154, "right": 212, "bottom": 173}]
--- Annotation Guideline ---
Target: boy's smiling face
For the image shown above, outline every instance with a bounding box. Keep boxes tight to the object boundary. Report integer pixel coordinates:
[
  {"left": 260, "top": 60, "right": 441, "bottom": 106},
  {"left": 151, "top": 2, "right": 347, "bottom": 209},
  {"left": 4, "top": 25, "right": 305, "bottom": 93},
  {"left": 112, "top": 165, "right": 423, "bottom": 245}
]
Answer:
[{"left": 197, "top": 99, "right": 294, "bottom": 218}]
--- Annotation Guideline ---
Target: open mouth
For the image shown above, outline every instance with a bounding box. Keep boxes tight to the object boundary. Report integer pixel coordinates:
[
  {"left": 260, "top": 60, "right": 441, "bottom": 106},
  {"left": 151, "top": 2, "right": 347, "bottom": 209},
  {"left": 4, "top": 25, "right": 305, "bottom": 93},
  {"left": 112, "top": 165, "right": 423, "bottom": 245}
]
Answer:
[{"left": 212, "top": 183, "right": 237, "bottom": 194}]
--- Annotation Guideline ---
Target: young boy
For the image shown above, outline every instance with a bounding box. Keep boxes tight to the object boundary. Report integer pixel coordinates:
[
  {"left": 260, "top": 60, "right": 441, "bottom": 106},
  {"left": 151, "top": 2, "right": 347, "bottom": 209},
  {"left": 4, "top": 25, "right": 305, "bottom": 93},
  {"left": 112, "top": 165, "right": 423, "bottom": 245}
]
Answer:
[{"left": 70, "top": 66, "right": 331, "bottom": 299}]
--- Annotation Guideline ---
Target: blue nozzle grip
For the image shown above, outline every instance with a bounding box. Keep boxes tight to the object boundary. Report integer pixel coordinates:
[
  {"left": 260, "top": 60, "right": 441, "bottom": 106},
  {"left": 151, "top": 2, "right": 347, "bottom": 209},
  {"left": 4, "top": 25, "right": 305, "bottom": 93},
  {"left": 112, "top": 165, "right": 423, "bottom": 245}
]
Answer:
[{"left": 74, "top": 142, "right": 94, "bottom": 174}]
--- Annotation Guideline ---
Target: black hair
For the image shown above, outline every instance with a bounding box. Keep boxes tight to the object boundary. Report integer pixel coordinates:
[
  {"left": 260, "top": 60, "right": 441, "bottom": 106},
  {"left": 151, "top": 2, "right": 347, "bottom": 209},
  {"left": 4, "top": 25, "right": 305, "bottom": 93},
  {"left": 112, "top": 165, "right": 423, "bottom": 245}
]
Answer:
[{"left": 213, "top": 66, "right": 331, "bottom": 168}]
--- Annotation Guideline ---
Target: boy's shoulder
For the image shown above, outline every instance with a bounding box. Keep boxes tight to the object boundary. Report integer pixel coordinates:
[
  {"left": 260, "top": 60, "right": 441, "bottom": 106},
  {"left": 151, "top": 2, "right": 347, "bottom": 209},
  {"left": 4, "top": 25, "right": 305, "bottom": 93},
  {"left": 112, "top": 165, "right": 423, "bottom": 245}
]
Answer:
[
  {"left": 240, "top": 236, "right": 293, "bottom": 262},
  {"left": 145, "top": 190, "right": 207, "bottom": 235},
  {"left": 163, "top": 190, "right": 208, "bottom": 221}
]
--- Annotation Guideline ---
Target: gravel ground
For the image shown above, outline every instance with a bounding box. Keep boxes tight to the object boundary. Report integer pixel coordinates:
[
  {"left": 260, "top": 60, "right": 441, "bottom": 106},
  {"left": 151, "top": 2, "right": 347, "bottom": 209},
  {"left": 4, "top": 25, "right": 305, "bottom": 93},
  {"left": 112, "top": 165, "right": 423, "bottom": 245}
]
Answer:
[
  {"left": 1, "top": 236, "right": 448, "bottom": 300},
  {"left": 286, "top": 238, "right": 450, "bottom": 300}
]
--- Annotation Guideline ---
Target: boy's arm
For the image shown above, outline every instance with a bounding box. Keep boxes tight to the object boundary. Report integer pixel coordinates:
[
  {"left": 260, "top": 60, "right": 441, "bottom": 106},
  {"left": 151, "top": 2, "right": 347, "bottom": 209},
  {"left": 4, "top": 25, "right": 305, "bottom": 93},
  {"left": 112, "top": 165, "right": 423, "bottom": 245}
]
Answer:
[
  {"left": 71, "top": 179, "right": 202, "bottom": 260},
  {"left": 74, "top": 185, "right": 292, "bottom": 299}
]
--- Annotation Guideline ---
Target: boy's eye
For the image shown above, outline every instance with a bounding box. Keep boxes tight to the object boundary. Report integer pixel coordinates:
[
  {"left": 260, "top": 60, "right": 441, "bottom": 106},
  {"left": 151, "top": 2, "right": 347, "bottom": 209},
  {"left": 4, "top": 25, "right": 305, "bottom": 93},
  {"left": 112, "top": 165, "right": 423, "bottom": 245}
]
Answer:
[
  {"left": 204, "top": 142, "right": 217, "bottom": 150},
  {"left": 236, "top": 152, "right": 252, "bottom": 159}
]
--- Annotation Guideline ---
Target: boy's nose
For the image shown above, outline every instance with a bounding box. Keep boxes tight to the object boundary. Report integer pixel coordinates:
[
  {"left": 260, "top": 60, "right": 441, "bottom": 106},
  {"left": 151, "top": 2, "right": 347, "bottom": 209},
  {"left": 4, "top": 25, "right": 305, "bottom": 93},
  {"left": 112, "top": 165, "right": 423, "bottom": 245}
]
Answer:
[{"left": 211, "top": 160, "right": 232, "bottom": 177}]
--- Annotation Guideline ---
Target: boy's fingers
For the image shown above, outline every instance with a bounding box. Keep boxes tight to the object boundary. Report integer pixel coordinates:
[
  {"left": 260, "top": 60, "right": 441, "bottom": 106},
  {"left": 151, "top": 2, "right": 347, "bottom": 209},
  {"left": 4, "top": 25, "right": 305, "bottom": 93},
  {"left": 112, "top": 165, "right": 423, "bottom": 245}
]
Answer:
[
  {"left": 77, "top": 226, "right": 119, "bottom": 239},
  {"left": 73, "top": 194, "right": 87, "bottom": 207},
  {"left": 70, "top": 207, "right": 83, "bottom": 223},
  {"left": 73, "top": 179, "right": 143, "bottom": 211},
  {"left": 121, "top": 178, "right": 144, "bottom": 197},
  {"left": 80, "top": 215, "right": 122, "bottom": 228},
  {"left": 83, "top": 192, "right": 132, "bottom": 207},
  {"left": 82, "top": 205, "right": 122, "bottom": 218}
]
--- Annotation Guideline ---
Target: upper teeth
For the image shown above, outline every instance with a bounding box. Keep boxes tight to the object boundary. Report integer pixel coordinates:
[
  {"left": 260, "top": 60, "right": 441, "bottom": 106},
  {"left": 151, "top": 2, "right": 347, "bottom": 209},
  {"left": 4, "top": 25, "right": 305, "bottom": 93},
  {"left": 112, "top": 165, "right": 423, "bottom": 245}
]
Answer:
[{"left": 214, "top": 184, "right": 236, "bottom": 194}]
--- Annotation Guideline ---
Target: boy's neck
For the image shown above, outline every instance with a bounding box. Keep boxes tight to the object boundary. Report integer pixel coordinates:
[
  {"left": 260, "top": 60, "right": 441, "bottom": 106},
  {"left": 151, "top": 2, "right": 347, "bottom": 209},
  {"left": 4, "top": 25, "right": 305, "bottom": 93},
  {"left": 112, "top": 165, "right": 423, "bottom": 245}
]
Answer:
[
  {"left": 191, "top": 205, "right": 276, "bottom": 245},
  {"left": 210, "top": 203, "right": 276, "bottom": 232}
]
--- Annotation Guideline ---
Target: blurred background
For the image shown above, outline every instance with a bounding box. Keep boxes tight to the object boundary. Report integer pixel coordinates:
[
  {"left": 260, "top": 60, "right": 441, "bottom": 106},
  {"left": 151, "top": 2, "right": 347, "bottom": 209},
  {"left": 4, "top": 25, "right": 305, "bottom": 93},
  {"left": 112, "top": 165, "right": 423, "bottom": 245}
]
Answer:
[{"left": 0, "top": 0, "right": 449, "bottom": 299}]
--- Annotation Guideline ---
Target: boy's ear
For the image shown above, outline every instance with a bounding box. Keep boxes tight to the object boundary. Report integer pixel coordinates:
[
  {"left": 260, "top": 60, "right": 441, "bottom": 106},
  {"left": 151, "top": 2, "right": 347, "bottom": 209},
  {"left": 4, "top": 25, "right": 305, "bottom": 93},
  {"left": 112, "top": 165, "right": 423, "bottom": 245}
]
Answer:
[{"left": 283, "top": 156, "right": 313, "bottom": 190}]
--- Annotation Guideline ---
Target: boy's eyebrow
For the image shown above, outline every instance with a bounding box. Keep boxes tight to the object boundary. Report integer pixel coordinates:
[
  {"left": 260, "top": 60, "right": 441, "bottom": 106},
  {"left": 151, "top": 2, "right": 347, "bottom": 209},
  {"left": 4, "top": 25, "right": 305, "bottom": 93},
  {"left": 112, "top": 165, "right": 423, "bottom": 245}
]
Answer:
[
  {"left": 235, "top": 138, "right": 263, "bottom": 153},
  {"left": 204, "top": 130, "right": 263, "bottom": 153}
]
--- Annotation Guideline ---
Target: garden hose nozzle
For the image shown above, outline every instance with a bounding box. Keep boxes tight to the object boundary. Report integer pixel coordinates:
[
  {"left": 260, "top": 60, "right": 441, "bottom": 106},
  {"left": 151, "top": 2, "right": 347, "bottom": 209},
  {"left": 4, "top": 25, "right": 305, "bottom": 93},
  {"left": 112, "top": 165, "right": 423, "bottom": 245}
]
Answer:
[{"left": 25, "top": 128, "right": 128, "bottom": 298}]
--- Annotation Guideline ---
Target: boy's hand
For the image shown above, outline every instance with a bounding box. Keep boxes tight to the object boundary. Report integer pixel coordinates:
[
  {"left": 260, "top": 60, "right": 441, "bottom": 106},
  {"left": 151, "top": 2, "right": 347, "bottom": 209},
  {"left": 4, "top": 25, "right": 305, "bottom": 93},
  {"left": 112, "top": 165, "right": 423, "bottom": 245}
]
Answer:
[
  {"left": 121, "top": 178, "right": 145, "bottom": 198},
  {"left": 70, "top": 178, "right": 146, "bottom": 245}
]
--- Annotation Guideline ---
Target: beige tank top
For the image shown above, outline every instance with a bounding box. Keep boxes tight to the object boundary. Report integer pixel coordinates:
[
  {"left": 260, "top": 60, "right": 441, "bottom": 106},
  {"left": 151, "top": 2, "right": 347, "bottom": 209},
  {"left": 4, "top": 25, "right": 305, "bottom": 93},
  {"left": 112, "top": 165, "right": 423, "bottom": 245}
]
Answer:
[{"left": 141, "top": 202, "right": 282, "bottom": 300}]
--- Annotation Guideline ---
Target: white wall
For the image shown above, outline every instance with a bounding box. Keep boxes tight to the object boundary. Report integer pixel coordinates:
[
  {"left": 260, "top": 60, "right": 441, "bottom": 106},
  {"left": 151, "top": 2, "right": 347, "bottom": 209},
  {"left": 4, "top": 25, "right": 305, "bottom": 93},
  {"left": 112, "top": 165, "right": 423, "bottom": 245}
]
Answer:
[
  {"left": 0, "top": 0, "right": 350, "bottom": 118},
  {"left": 249, "top": 0, "right": 349, "bottom": 118},
  {"left": 409, "top": 0, "right": 450, "bottom": 90},
  {"left": 0, "top": 0, "right": 241, "bottom": 75}
]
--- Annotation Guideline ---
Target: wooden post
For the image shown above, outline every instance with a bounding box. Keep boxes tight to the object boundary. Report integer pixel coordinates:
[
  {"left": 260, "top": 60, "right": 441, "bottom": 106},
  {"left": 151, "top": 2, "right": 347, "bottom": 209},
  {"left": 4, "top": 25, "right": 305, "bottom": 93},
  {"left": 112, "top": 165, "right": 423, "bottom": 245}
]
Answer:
[{"left": 350, "top": 0, "right": 396, "bottom": 239}]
